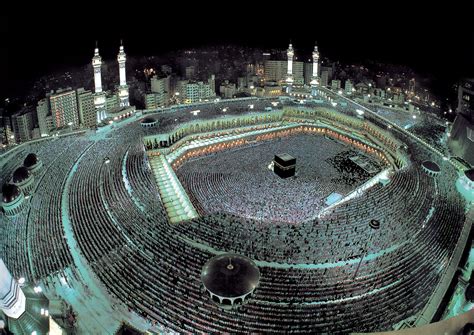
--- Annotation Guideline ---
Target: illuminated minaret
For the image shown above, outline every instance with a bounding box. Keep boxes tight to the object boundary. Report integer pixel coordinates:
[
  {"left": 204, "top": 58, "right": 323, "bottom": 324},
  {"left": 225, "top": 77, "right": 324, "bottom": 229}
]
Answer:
[
  {"left": 92, "top": 44, "right": 106, "bottom": 122},
  {"left": 311, "top": 44, "right": 320, "bottom": 96},
  {"left": 285, "top": 43, "right": 294, "bottom": 94},
  {"left": 117, "top": 40, "right": 129, "bottom": 107},
  {"left": 0, "top": 258, "right": 26, "bottom": 319}
]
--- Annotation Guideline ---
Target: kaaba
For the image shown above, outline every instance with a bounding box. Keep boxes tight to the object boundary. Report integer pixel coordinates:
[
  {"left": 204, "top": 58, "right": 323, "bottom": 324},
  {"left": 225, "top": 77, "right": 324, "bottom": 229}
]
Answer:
[{"left": 273, "top": 153, "right": 296, "bottom": 178}]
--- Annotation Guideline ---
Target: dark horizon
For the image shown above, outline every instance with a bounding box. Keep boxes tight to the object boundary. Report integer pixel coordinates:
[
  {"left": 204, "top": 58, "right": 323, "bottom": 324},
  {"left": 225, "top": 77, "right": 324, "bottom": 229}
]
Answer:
[{"left": 2, "top": 1, "right": 474, "bottom": 101}]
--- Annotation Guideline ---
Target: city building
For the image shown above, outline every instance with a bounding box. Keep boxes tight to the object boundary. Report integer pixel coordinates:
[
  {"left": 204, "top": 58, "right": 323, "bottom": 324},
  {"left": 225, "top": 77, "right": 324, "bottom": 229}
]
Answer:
[
  {"left": 49, "top": 89, "right": 79, "bottom": 129},
  {"left": 151, "top": 75, "right": 171, "bottom": 103},
  {"left": 11, "top": 110, "right": 34, "bottom": 142},
  {"left": 320, "top": 70, "right": 329, "bottom": 87},
  {"left": 264, "top": 60, "right": 304, "bottom": 85},
  {"left": 449, "top": 79, "right": 474, "bottom": 165},
  {"left": 76, "top": 88, "right": 96, "bottom": 128},
  {"left": 219, "top": 81, "right": 237, "bottom": 99},
  {"left": 175, "top": 75, "right": 216, "bottom": 103},
  {"left": 185, "top": 66, "right": 196, "bottom": 79},
  {"left": 345, "top": 80, "right": 354, "bottom": 95},
  {"left": 304, "top": 62, "right": 313, "bottom": 86},
  {"left": 145, "top": 93, "right": 165, "bottom": 110},
  {"left": 36, "top": 98, "right": 52, "bottom": 136},
  {"left": 331, "top": 80, "right": 341, "bottom": 91}
]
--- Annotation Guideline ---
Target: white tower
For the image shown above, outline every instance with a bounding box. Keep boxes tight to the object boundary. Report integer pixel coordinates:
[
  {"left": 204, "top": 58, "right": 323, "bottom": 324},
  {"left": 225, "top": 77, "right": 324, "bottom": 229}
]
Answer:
[
  {"left": 117, "top": 41, "right": 130, "bottom": 107},
  {"left": 285, "top": 43, "right": 294, "bottom": 94},
  {"left": 311, "top": 44, "right": 320, "bottom": 96},
  {"left": 92, "top": 44, "right": 106, "bottom": 123},
  {"left": 0, "top": 258, "right": 26, "bottom": 319}
]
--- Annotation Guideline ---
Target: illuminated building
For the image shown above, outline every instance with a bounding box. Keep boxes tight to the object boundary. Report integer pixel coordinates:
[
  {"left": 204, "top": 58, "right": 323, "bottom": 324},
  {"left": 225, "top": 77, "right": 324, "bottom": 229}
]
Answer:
[
  {"left": 285, "top": 43, "right": 294, "bottom": 93},
  {"left": 49, "top": 89, "right": 79, "bottom": 128},
  {"left": 92, "top": 45, "right": 106, "bottom": 122},
  {"left": 311, "top": 44, "right": 320, "bottom": 96},
  {"left": 117, "top": 41, "right": 130, "bottom": 107},
  {"left": 0, "top": 258, "right": 26, "bottom": 318}
]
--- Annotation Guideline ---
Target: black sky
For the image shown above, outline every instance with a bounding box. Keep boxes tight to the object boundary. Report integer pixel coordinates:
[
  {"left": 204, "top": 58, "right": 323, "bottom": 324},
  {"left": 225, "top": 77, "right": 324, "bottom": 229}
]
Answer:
[{"left": 2, "top": 1, "right": 473, "bottom": 100}]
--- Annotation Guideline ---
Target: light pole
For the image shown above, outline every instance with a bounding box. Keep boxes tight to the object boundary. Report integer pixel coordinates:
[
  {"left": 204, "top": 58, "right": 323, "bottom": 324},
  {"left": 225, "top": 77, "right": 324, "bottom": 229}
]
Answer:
[{"left": 353, "top": 219, "right": 380, "bottom": 280}]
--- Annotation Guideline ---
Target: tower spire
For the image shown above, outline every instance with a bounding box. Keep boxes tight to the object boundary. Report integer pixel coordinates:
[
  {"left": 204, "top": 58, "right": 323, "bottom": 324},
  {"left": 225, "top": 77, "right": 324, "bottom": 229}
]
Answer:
[
  {"left": 286, "top": 42, "right": 294, "bottom": 94},
  {"left": 117, "top": 42, "right": 130, "bottom": 107},
  {"left": 92, "top": 44, "right": 106, "bottom": 123},
  {"left": 311, "top": 42, "right": 320, "bottom": 96}
]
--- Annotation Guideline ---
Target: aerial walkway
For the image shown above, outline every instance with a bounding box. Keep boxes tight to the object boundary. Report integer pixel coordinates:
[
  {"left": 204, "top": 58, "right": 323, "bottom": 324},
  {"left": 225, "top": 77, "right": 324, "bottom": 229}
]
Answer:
[{"left": 148, "top": 154, "right": 199, "bottom": 223}]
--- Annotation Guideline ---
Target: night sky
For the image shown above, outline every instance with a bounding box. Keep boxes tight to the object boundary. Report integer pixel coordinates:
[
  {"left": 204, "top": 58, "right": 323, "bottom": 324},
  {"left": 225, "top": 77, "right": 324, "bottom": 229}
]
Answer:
[{"left": 1, "top": 1, "right": 473, "bottom": 100}]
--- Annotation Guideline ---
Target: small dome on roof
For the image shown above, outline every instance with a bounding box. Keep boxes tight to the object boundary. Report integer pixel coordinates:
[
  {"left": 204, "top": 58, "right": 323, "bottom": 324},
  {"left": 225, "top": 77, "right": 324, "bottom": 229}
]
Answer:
[
  {"left": 2, "top": 184, "right": 21, "bottom": 204},
  {"left": 24, "top": 153, "right": 38, "bottom": 168},
  {"left": 12, "top": 167, "right": 31, "bottom": 184},
  {"left": 141, "top": 117, "right": 156, "bottom": 124},
  {"left": 465, "top": 169, "right": 474, "bottom": 182},
  {"left": 422, "top": 161, "right": 441, "bottom": 173},
  {"left": 201, "top": 254, "right": 260, "bottom": 299}
]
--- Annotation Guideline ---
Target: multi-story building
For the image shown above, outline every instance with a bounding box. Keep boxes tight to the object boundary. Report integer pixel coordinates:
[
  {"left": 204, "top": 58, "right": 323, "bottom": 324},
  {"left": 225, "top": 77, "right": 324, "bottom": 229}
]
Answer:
[
  {"left": 185, "top": 66, "right": 196, "bottom": 79},
  {"left": 145, "top": 93, "right": 165, "bottom": 110},
  {"left": 151, "top": 75, "right": 171, "bottom": 104},
  {"left": 264, "top": 60, "right": 304, "bottom": 85},
  {"left": 345, "top": 80, "right": 354, "bottom": 95},
  {"left": 11, "top": 110, "right": 34, "bottom": 142},
  {"left": 49, "top": 89, "right": 79, "bottom": 128},
  {"left": 219, "top": 81, "right": 237, "bottom": 99},
  {"left": 331, "top": 80, "right": 341, "bottom": 91},
  {"left": 176, "top": 75, "right": 216, "bottom": 103},
  {"left": 304, "top": 62, "right": 313, "bottom": 86},
  {"left": 36, "top": 98, "right": 51, "bottom": 136},
  {"left": 320, "top": 70, "right": 329, "bottom": 87},
  {"left": 450, "top": 79, "right": 474, "bottom": 165},
  {"left": 76, "top": 88, "right": 96, "bottom": 128}
]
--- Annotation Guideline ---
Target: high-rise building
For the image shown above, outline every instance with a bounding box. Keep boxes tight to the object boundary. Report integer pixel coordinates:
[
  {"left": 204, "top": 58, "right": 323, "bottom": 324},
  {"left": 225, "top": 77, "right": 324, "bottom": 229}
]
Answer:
[
  {"left": 178, "top": 75, "right": 216, "bottom": 103},
  {"left": 449, "top": 79, "right": 474, "bottom": 165},
  {"left": 331, "top": 80, "right": 341, "bottom": 91},
  {"left": 208, "top": 75, "right": 216, "bottom": 95},
  {"left": 2, "top": 116, "right": 16, "bottom": 145},
  {"left": 219, "top": 81, "right": 237, "bottom": 99},
  {"left": 408, "top": 78, "right": 416, "bottom": 96},
  {"left": 11, "top": 110, "right": 34, "bottom": 142},
  {"left": 151, "top": 75, "right": 171, "bottom": 104},
  {"left": 36, "top": 98, "right": 51, "bottom": 136},
  {"left": 145, "top": 93, "right": 165, "bottom": 110},
  {"left": 320, "top": 71, "right": 329, "bottom": 87},
  {"left": 106, "top": 94, "right": 120, "bottom": 111},
  {"left": 320, "top": 66, "right": 333, "bottom": 83},
  {"left": 345, "top": 80, "right": 354, "bottom": 95},
  {"left": 49, "top": 89, "right": 79, "bottom": 128},
  {"left": 264, "top": 60, "right": 304, "bottom": 84},
  {"left": 185, "top": 66, "right": 196, "bottom": 79},
  {"left": 76, "top": 88, "right": 96, "bottom": 128},
  {"left": 304, "top": 63, "right": 313, "bottom": 86},
  {"left": 117, "top": 41, "right": 130, "bottom": 107},
  {"left": 0, "top": 258, "right": 26, "bottom": 318}
]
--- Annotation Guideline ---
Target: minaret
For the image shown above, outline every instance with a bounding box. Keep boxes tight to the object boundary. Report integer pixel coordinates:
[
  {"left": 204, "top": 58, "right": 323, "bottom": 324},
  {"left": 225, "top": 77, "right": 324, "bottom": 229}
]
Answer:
[
  {"left": 117, "top": 40, "right": 130, "bottom": 107},
  {"left": 0, "top": 258, "right": 26, "bottom": 318},
  {"left": 92, "top": 43, "right": 106, "bottom": 122},
  {"left": 285, "top": 43, "right": 294, "bottom": 94},
  {"left": 311, "top": 44, "right": 320, "bottom": 96}
]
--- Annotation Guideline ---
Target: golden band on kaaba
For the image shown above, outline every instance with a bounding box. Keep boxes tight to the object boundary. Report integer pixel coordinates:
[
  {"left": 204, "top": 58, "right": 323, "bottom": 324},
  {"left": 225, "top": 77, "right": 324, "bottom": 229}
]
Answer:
[{"left": 273, "top": 153, "right": 296, "bottom": 178}]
